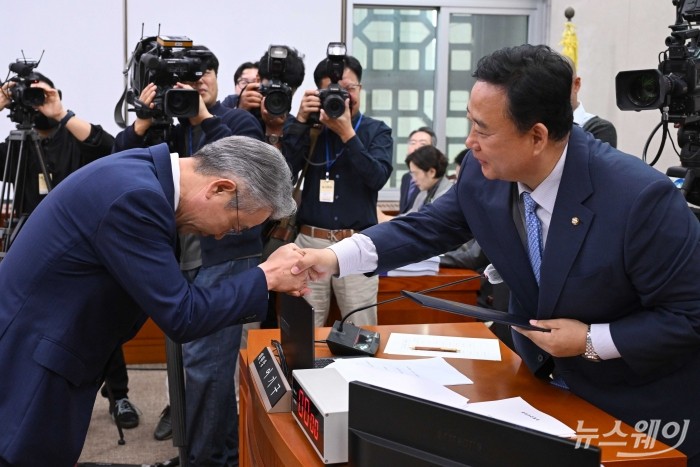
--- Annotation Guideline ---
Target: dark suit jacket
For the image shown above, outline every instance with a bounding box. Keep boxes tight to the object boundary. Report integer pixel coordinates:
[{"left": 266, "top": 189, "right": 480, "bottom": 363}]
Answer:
[
  {"left": 398, "top": 171, "right": 418, "bottom": 214},
  {"left": 363, "top": 126, "right": 700, "bottom": 459},
  {"left": 0, "top": 143, "right": 268, "bottom": 466}
]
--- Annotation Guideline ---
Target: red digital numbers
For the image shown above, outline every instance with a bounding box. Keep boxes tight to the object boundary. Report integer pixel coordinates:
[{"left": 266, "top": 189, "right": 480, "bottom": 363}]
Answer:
[{"left": 297, "top": 389, "right": 320, "bottom": 441}]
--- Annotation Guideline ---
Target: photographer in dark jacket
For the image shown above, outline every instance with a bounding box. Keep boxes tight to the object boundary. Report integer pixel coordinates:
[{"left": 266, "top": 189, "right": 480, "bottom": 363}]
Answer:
[{"left": 1, "top": 73, "right": 113, "bottom": 214}]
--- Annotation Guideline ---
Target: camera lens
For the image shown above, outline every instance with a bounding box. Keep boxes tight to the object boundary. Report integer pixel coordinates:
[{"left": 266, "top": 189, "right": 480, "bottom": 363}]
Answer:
[
  {"left": 164, "top": 88, "right": 200, "bottom": 118},
  {"left": 264, "top": 89, "right": 291, "bottom": 116},
  {"left": 323, "top": 94, "right": 346, "bottom": 119},
  {"left": 627, "top": 71, "right": 662, "bottom": 108}
]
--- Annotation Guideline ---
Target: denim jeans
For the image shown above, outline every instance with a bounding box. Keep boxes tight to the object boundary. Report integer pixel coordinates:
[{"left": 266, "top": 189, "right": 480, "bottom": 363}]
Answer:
[{"left": 183, "top": 257, "right": 260, "bottom": 467}]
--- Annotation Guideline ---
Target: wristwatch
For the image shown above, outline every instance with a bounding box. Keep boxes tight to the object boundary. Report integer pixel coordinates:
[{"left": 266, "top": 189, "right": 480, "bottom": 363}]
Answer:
[
  {"left": 59, "top": 110, "right": 75, "bottom": 128},
  {"left": 581, "top": 325, "right": 601, "bottom": 362},
  {"left": 266, "top": 134, "right": 282, "bottom": 145}
]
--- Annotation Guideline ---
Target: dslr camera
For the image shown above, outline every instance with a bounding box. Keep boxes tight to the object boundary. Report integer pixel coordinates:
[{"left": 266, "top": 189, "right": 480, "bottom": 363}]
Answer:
[
  {"left": 615, "top": 0, "right": 700, "bottom": 209},
  {"left": 128, "top": 35, "right": 213, "bottom": 120},
  {"left": 6, "top": 59, "right": 45, "bottom": 127},
  {"left": 258, "top": 45, "right": 293, "bottom": 116},
  {"left": 318, "top": 42, "right": 350, "bottom": 119}
]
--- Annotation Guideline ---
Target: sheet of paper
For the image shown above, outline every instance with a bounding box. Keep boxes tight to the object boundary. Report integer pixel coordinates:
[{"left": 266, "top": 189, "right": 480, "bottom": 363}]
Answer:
[
  {"left": 464, "top": 396, "right": 576, "bottom": 438},
  {"left": 330, "top": 363, "right": 470, "bottom": 409},
  {"left": 329, "top": 356, "right": 472, "bottom": 385},
  {"left": 383, "top": 332, "right": 502, "bottom": 361}
]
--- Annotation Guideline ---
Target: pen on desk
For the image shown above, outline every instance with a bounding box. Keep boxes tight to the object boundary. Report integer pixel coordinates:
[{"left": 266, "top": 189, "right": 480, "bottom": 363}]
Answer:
[{"left": 411, "top": 346, "right": 460, "bottom": 353}]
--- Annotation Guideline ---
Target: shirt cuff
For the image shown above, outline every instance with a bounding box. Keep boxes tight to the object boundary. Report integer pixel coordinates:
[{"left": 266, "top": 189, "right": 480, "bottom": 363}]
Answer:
[
  {"left": 590, "top": 323, "right": 621, "bottom": 360},
  {"left": 327, "top": 233, "right": 378, "bottom": 277}
]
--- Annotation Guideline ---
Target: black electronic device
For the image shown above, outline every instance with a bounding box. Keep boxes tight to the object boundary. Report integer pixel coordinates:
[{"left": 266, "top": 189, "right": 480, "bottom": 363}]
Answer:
[
  {"left": 348, "top": 381, "right": 602, "bottom": 467},
  {"left": 401, "top": 290, "right": 550, "bottom": 332}
]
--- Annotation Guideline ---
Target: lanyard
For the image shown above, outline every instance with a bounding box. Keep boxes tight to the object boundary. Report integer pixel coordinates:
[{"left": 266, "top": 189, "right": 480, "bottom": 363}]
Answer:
[{"left": 324, "top": 113, "right": 363, "bottom": 178}]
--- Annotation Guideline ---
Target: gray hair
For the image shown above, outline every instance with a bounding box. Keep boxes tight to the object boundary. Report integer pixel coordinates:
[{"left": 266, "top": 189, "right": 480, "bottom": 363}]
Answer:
[{"left": 192, "top": 136, "right": 296, "bottom": 220}]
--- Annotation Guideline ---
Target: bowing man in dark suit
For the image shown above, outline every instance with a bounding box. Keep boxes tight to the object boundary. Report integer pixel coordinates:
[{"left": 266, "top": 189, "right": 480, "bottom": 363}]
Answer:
[
  {"left": 0, "top": 135, "right": 309, "bottom": 466},
  {"left": 294, "top": 45, "right": 700, "bottom": 464}
]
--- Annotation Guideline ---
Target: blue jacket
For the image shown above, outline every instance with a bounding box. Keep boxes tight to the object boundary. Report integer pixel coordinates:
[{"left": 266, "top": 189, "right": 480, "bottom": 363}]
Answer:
[{"left": 0, "top": 143, "right": 269, "bottom": 466}]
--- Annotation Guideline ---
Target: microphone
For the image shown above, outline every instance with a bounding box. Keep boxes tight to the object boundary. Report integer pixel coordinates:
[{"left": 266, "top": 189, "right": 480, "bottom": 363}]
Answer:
[{"left": 325, "top": 272, "right": 484, "bottom": 357}]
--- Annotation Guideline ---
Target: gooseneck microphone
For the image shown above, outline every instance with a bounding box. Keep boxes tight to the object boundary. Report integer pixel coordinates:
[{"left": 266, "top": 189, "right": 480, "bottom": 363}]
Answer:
[{"left": 325, "top": 271, "right": 486, "bottom": 357}]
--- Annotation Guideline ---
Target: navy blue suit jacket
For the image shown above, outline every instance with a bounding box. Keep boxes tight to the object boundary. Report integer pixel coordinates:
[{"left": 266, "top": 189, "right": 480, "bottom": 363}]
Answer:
[
  {"left": 0, "top": 143, "right": 269, "bottom": 466},
  {"left": 363, "top": 126, "right": 700, "bottom": 459}
]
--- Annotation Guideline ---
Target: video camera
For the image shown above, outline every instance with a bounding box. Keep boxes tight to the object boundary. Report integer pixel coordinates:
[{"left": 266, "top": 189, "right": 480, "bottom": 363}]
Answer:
[
  {"left": 127, "top": 35, "right": 213, "bottom": 120},
  {"left": 258, "top": 45, "right": 293, "bottom": 116},
  {"left": 5, "top": 58, "right": 45, "bottom": 127},
  {"left": 615, "top": 0, "right": 700, "bottom": 208}
]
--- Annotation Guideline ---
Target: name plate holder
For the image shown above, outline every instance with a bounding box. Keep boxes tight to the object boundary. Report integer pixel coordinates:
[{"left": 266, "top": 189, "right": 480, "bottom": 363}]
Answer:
[{"left": 249, "top": 346, "right": 291, "bottom": 413}]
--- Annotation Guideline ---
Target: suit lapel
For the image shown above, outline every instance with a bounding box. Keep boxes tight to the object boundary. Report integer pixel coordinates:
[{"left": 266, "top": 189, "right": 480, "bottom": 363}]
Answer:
[{"left": 538, "top": 127, "right": 594, "bottom": 318}]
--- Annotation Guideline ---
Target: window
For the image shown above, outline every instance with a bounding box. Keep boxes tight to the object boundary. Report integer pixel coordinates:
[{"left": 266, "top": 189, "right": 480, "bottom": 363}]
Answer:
[{"left": 346, "top": 0, "right": 547, "bottom": 198}]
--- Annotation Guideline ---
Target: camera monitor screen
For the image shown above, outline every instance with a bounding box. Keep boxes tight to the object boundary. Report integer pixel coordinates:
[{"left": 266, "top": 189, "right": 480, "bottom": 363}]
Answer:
[{"left": 348, "top": 381, "right": 601, "bottom": 467}]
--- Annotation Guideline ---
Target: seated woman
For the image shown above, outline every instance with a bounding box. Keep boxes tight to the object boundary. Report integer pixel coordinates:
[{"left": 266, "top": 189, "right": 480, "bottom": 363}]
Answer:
[{"left": 377, "top": 145, "right": 452, "bottom": 222}]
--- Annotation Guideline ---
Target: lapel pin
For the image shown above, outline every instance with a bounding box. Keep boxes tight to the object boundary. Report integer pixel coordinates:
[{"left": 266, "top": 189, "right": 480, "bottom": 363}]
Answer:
[{"left": 571, "top": 217, "right": 580, "bottom": 226}]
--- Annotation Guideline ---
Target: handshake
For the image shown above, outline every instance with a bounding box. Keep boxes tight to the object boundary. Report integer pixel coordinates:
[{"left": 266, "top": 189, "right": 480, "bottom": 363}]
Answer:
[{"left": 257, "top": 243, "right": 342, "bottom": 297}]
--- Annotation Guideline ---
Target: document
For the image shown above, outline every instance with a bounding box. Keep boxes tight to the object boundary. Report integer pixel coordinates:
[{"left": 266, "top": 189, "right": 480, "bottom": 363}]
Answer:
[
  {"left": 329, "top": 361, "right": 470, "bottom": 409},
  {"left": 383, "top": 332, "right": 502, "bottom": 361},
  {"left": 328, "top": 356, "right": 472, "bottom": 385},
  {"left": 464, "top": 397, "right": 576, "bottom": 438}
]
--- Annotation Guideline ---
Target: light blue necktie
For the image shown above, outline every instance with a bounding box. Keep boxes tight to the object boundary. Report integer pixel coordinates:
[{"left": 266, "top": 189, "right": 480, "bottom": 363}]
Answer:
[{"left": 522, "top": 192, "right": 543, "bottom": 284}]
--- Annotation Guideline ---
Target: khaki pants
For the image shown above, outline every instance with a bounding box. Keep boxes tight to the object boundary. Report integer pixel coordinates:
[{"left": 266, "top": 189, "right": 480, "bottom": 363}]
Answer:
[{"left": 295, "top": 233, "right": 378, "bottom": 327}]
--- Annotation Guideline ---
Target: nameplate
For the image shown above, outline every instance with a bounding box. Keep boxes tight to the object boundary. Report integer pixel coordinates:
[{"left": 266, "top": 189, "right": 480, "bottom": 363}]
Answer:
[{"left": 249, "top": 346, "right": 291, "bottom": 413}]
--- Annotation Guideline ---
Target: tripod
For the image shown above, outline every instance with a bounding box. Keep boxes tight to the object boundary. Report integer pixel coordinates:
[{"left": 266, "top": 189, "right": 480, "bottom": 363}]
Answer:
[{"left": 0, "top": 125, "right": 52, "bottom": 257}]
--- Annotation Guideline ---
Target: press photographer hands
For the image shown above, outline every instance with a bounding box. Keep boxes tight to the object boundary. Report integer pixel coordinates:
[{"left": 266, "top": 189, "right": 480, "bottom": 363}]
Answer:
[{"left": 259, "top": 243, "right": 313, "bottom": 297}]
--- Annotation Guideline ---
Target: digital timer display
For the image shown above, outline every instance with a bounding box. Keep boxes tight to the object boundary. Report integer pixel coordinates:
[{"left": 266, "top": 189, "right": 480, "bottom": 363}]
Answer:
[{"left": 292, "top": 377, "right": 325, "bottom": 454}]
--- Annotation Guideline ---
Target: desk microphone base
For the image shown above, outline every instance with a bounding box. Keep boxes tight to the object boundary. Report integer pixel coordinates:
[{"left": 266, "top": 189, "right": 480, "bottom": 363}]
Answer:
[{"left": 326, "top": 321, "right": 380, "bottom": 357}]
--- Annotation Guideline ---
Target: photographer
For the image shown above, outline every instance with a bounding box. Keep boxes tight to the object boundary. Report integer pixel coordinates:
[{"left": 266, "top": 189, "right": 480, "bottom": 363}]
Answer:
[
  {"left": 221, "top": 60, "right": 259, "bottom": 109},
  {"left": 284, "top": 51, "right": 393, "bottom": 328},
  {"left": 0, "top": 73, "right": 113, "bottom": 214},
  {"left": 236, "top": 45, "right": 305, "bottom": 148}
]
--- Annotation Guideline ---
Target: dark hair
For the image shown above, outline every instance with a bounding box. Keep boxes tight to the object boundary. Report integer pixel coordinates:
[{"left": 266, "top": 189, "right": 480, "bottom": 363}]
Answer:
[
  {"left": 409, "top": 126, "right": 437, "bottom": 146},
  {"left": 405, "top": 145, "right": 448, "bottom": 178},
  {"left": 190, "top": 45, "right": 219, "bottom": 74},
  {"left": 258, "top": 46, "right": 305, "bottom": 89},
  {"left": 234, "top": 61, "right": 259, "bottom": 82},
  {"left": 472, "top": 44, "right": 573, "bottom": 141},
  {"left": 453, "top": 148, "right": 469, "bottom": 166},
  {"left": 313, "top": 55, "right": 362, "bottom": 88}
]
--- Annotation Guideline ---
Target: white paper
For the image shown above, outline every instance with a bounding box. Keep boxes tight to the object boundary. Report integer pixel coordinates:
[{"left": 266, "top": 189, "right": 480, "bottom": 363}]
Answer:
[
  {"left": 332, "top": 363, "right": 470, "bottom": 409},
  {"left": 328, "top": 356, "right": 472, "bottom": 386},
  {"left": 383, "top": 332, "right": 502, "bottom": 361},
  {"left": 464, "top": 397, "right": 576, "bottom": 438}
]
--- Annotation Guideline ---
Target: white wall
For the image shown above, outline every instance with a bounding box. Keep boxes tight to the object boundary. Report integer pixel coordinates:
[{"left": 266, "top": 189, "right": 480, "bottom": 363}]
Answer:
[
  {"left": 1, "top": 0, "right": 342, "bottom": 138},
  {"left": 548, "top": 0, "right": 683, "bottom": 175}
]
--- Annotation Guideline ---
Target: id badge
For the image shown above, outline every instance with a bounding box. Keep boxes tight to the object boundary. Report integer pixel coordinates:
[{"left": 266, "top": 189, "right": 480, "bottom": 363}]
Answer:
[
  {"left": 319, "top": 179, "right": 335, "bottom": 203},
  {"left": 38, "top": 174, "right": 49, "bottom": 195}
]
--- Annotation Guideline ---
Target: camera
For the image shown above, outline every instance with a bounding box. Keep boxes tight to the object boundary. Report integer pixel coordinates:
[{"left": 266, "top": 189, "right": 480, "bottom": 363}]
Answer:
[
  {"left": 128, "top": 35, "right": 212, "bottom": 120},
  {"left": 6, "top": 59, "right": 45, "bottom": 127},
  {"left": 258, "top": 45, "right": 293, "bottom": 116},
  {"left": 318, "top": 42, "right": 350, "bottom": 119},
  {"left": 615, "top": 0, "right": 700, "bottom": 209}
]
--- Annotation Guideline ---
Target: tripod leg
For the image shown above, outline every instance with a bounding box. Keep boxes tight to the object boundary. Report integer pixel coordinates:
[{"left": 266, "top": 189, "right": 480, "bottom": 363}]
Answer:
[
  {"left": 165, "top": 337, "right": 188, "bottom": 467},
  {"left": 102, "top": 382, "right": 126, "bottom": 446}
]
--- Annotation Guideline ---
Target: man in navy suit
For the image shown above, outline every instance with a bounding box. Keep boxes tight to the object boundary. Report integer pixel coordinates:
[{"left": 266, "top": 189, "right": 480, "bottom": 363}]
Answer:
[
  {"left": 0, "top": 135, "right": 308, "bottom": 466},
  {"left": 294, "top": 45, "right": 700, "bottom": 464}
]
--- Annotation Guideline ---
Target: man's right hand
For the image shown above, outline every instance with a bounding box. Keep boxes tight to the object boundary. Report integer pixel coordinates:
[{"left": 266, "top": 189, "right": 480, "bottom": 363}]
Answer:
[
  {"left": 133, "top": 83, "right": 157, "bottom": 136},
  {"left": 295, "top": 89, "right": 321, "bottom": 124}
]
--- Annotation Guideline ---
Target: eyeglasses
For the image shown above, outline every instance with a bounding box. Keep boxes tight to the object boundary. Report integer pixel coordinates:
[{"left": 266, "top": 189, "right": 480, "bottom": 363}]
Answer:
[
  {"left": 342, "top": 82, "right": 362, "bottom": 92},
  {"left": 226, "top": 190, "right": 243, "bottom": 236},
  {"left": 236, "top": 78, "right": 256, "bottom": 87}
]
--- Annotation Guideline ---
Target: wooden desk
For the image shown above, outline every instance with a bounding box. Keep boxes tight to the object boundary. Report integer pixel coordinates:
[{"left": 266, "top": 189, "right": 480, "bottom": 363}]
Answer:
[{"left": 239, "top": 323, "right": 686, "bottom": 467}]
